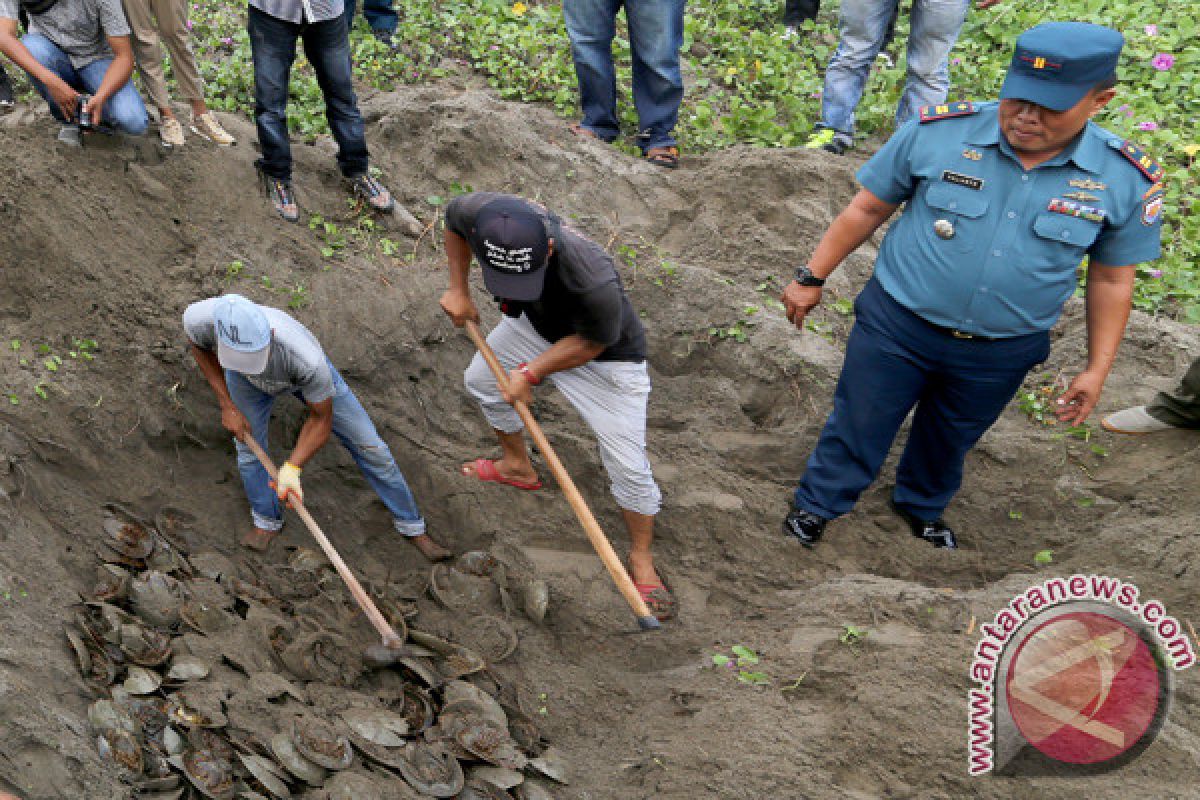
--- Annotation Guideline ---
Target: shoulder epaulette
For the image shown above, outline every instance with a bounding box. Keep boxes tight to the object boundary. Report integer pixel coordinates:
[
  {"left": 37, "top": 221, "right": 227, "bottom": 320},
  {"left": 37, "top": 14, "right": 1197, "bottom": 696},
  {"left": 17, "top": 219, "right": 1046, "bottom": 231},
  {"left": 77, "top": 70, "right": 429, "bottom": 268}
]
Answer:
[
  {"left": 918, "top": 102, "right": 976, "bottom": 123},
  {"left": 1115, "top": 139, "right": 1164, "bottom": 183}
]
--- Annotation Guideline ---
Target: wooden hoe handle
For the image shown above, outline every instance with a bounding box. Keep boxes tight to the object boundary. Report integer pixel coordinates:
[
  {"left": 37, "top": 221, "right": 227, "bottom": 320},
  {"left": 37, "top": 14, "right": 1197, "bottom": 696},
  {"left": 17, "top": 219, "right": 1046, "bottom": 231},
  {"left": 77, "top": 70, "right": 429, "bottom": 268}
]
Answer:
[
  {"left": 240, "top": 435, "right": 404, "bottom": 647},
  {"left": 464, "top": 320, "right": 660, "bottom": 631}
]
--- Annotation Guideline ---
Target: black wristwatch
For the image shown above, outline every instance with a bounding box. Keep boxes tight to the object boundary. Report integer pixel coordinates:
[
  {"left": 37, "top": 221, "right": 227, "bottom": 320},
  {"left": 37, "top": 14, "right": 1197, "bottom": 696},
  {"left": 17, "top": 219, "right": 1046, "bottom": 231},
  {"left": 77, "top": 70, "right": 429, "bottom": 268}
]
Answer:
[{"left": 794, "top": 265, "right": 826, "bottom": 287}]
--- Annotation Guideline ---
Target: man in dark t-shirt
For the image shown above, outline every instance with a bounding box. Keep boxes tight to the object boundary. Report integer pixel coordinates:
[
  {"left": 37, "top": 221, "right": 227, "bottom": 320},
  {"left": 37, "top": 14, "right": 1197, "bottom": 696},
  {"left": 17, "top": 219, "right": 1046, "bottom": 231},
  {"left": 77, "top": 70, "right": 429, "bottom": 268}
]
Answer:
[{"left": 439, "top": 192, "right": 673, "bottom": 621}]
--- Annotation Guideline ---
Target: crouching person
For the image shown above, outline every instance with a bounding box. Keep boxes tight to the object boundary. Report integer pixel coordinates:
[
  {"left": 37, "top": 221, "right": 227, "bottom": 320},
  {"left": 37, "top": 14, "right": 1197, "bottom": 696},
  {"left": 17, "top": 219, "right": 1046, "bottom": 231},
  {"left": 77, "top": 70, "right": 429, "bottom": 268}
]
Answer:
[
  {"left": 438, "top": 192, "right": 675, "bottom": 621},
  {"left": 0, "top": 0, "right": 148, "bottom": 143}
]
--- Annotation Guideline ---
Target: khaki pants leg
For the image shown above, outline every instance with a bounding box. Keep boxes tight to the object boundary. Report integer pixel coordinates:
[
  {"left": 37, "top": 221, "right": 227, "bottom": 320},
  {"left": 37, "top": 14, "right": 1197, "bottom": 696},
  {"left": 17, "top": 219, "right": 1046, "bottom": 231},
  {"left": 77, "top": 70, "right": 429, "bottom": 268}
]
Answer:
[
  {"left": 148, "top": 0, "right": 206, "bottom": 105},
  {"left": 121, "top": 0, "right": 171, "bottom": 110}
]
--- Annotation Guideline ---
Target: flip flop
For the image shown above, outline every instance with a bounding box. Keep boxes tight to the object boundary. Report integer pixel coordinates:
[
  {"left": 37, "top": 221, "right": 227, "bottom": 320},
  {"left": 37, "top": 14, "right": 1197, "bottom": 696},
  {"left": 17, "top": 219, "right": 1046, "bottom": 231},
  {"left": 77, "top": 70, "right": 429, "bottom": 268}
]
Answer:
[
  {"left": 465, "top": 458, "right": 543, "bottom": 491},
  {"left": 633, "top": 570, "right": 677, "bottom": 622}
]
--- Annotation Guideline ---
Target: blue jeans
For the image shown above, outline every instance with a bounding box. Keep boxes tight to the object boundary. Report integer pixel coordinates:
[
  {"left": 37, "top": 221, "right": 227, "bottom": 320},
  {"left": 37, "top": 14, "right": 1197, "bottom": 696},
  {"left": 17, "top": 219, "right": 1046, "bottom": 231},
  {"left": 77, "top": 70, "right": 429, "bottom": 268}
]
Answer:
[
  {"left": 341, "top": 0, "right": 397, "bottom": 34},
  {"left": 819, "top": 0, "right": 967, "bottom": 135},
  {"left": 20, "top": 33, "right": 148, "bottom": 135},
  {"left": 247, "top": 5, "right": 368, "bottom": 180},
  {"left": 563, "top": 0, "right": 685, "bottom": 152},
  {"left": 227, "top": 365, "right": 426, "bottom": 537},
  {"left": 794, "top": 278, "right": 1049, "bottom": 521}
]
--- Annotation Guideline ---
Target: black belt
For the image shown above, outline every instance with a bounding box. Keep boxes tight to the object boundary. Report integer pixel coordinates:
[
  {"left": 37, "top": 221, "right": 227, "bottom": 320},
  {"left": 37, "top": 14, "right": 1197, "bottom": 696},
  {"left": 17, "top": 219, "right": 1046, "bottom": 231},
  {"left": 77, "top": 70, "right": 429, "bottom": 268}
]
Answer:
[{"left": 923, "top": 319, "right": 998, "bottom": 342}]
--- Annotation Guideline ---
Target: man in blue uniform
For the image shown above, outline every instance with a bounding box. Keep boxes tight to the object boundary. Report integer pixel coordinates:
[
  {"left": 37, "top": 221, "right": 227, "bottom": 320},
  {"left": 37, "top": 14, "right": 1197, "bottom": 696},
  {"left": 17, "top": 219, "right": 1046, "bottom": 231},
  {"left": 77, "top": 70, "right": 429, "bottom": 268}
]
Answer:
[{"left": 780, "top": 22, "right": 1163, "bottom": 549}]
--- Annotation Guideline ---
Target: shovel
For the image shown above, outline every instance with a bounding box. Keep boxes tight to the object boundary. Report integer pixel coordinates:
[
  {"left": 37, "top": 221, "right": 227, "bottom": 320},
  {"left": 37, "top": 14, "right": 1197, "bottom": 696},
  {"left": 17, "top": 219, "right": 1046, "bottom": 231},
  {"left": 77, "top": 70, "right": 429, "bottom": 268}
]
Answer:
[
  {"left": 239, "top": 435, "right": 411, "bottom": 660},
  {"left": 464, "top": 320, "right": 661, "bottom": 631}
]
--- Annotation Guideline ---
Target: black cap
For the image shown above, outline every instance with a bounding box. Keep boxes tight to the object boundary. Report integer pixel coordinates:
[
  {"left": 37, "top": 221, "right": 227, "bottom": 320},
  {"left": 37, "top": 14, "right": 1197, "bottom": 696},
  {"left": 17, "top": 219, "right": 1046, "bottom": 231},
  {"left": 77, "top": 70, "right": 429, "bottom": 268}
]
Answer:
[{"left": 469, "top": 197, "right": 551, "bottom": 302}]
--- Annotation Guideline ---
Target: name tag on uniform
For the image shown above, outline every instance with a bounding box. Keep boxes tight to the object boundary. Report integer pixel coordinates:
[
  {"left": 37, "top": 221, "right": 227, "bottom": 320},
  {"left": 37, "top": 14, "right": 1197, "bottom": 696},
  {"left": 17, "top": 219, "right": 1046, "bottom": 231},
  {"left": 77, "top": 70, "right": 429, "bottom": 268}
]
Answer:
[
  {"left": 941, "top": 170, "right": 984, "bottom": 190},
  {"left": 1047, "top": 198, "right": 1107, "bottom": 223}
]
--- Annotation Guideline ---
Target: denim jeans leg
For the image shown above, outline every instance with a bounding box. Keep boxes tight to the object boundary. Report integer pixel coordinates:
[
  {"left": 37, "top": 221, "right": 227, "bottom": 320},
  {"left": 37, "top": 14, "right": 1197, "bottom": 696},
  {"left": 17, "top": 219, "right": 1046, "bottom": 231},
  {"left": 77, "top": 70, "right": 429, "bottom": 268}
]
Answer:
[
  {"left": 77, "top": 58, "right": 149, "bottom": 135},
  {"left": 248, "top": 6, "right": 299, "bottom": 181},
  {"left": 341, "top": 0, "right": 357, "bottom": 33},
  {"left": 897, "top": 0, "right": 967, "bottom": 126},
  {"left": 819, "top": 0, "right": 896, "bottom": 134},
  {"left": 363, "top": 0, "right": 397, "bottom": 33},
  {"left": 302, "top": 16, "right": 369, "bottom": 177},
  {"left": 19, "top": 33, "right": 80, "bottom": 122},
  {"left": 327, "top": 369, "right": 426, "bottom": 536},
  {"left": 226, "top": 371, "right": 284, "bottom": 531},
  {"left": 562, "top": 0, "right": 622, "bottom": 141},
  {"left": 626, "top": 0, "right": 685, "bottom": 151}
]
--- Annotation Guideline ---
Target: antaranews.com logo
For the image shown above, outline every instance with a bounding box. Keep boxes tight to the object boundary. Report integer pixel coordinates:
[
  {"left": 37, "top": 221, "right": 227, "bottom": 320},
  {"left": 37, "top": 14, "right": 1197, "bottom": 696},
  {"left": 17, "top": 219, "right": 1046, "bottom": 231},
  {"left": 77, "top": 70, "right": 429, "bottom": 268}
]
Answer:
[{"left": 968, "top": 574, "right": 1195, "bottom": 775}]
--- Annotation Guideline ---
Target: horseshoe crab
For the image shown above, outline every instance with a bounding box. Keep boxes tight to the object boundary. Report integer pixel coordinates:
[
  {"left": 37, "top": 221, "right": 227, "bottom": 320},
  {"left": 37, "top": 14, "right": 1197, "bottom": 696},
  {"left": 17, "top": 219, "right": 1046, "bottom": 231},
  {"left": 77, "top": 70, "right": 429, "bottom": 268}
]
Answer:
[
  {"left": 89, "top": 699, "right": 143, "bottom": 773},
  {"left": 180, "top": 600, "right": 232, "bottom": 635},
  {"left": 165, "top": 655, "right": 211, "bottom": 684},
  {"left": 339, "top": 708, "right": 409, "bottom": 769},
  {"left": 527, "top": 747, "right": 568, "bottom": 784},
  {"left": 65, "top": 622, "right": 118, "bottom": 692},
  {"left": 458, "top": 780, "right": 514, "bottom": 800},
  {"left": 286, "top": 546, "right": 330, "bottom": 572},
  {"left": 189, "top": 551, "right": 238, "bottom": 583},
  {"left": 395, "top": 741, "right": 464, "bottom": 798},
  {"left": 276, "top": 631, "right": 361, "bottom": 686},
  {"left": 408, "top": 630, "right": 485, "bottom": 681},
  {"left": 170, "top": 748, "right": 237, "bottom": 800},
  {"left": 247, "top": 672, "right": 306, "bottom": 704},
  {"left": 517, "top": 579, "right": 549, "bottom": 624},
  {"left": 457, "top": 550, "right": 499, "bottom": 577},
  {"left": 458, "top": 615, "right": 519, "bottom": 664},
  {"left": 238, "top": 752, "right": 292, "bottom": 799},
  {"left": 442, "top": 681, "right": 508, "bottom": 729},
  {"left": 453, "top": 715, "right": 527, "bottom": 770},
  {"left": 468, "top": 766, "right": 524, "bottom": 791},
  {"left": 119, "top": 622, "right": 172, "bottom": 666},
  {"left": 322, "top": 771, "right": 388, "bottom": 800},
  {"left": 393, "top": 684, "right": 436, "bottom": 733},
  {"left": 168, "top": 691, "right": 228, "bottom": 729},
  {"left": 269, "top": 732, "right": 327, "bottom": 785},
  {"left": 123, "top": 665, "right": 163, "bottom": 695},
  {"left": 89, "top": 564, "right": 131, "bottom": 602},
  {"left": 514, "top": 780, "right": 557, "bottom": 800},
  {"left": 428, "top": 564, "right": 499, "bottom": 611},
  {"left": 290, "top": 716, "right": 354, "bottom": 770},
  {"left": 130, "top": 570, "right": 185, "bottom": 628},
  {"left": 102, "top": 505, "right": 157, "bottom": 561}
]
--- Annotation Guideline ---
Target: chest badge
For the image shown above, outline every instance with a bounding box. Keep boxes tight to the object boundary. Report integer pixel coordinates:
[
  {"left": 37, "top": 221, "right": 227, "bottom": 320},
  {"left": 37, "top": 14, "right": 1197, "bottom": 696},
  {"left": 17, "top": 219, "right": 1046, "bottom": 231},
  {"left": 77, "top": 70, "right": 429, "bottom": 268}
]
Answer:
[
  {"left": 941, "top": 170, "right": 984, "bottom": 190},
  {"left": 1048, "top": 198, "right": 1107, "bottom": 223},
  {"left": 1068, "top": 178, "right": 1107, "bottom": 191},
  {"left": 934, "top": 219, "right": 956, "bottom": 239},
  {"left": 962, "top": 148, "right": 983, "bottom": 161},
  {"left": 1063, "top": 191, "right": 1100, "bottom": 202}
]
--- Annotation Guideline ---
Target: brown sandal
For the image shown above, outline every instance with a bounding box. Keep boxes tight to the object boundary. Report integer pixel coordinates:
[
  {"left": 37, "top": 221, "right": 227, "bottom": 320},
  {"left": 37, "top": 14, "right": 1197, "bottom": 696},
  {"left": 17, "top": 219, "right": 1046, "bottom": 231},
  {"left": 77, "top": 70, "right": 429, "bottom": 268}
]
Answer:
[
  {"left": 568, "top": 122, "right": 600, "bottom": 139},
  {"left": 645, "top": 145, "right": 680, "bottom": 169}
]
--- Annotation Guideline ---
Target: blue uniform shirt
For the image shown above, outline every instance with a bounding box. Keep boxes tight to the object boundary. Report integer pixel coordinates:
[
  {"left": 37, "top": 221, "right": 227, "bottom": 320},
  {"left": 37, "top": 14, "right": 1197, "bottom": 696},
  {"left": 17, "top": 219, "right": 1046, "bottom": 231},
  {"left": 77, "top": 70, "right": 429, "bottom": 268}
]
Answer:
[{"left": 857, "top": 102, "right": 1163, "bottom": 337}]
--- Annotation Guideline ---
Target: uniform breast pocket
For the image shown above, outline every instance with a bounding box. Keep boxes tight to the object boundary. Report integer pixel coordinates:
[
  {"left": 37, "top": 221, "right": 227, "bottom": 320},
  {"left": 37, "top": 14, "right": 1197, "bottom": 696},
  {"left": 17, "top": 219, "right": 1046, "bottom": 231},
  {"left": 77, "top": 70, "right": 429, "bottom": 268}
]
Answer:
[
  {"left": 923, "top": 181, "right": 990, "bottom": 253},
  {"left": 1032, "top": 213, "right": 1102, "bottom": 258}
]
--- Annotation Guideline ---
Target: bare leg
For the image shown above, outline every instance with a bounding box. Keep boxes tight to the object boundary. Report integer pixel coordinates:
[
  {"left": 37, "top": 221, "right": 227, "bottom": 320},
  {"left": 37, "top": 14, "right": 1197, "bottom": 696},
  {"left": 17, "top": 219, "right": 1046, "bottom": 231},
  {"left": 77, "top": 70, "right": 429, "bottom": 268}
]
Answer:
[
  {"left": 189, "top": 98, "right": 210, "bottom": 116},
  {"left": 622, "top": 508, "right": 659, "bottom": 585},
  {"left": 461, "top": 428, "right": 540, "bottom": 485}
]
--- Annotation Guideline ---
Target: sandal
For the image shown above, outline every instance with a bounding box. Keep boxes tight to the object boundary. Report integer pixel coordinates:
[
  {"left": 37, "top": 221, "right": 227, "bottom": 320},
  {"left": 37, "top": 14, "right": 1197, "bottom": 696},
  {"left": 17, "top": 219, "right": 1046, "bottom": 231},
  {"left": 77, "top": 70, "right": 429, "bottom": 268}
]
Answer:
[
  {"left": 568, "top": 122, "right": 600, "bottom": 139},
  {"left": 645, "top": 146, "right": 680, "bottom": 169},
  {"left": 463, "top": 458, "right": 543, "bottom": 491},
  {"left": 633, "top": 569, "right": 676, "bottom": 622}
]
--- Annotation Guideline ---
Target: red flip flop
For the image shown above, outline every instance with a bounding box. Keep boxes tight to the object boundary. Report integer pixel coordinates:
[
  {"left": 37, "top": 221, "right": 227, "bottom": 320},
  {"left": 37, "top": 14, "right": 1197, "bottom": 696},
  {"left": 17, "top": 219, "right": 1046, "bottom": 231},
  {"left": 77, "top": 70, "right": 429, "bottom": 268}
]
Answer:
[
  {"left": 634, "top": 572, "right": 677, "bottom": 622},
  {"left": 466, "top": 458, "right": 543, "bottom": 491}
]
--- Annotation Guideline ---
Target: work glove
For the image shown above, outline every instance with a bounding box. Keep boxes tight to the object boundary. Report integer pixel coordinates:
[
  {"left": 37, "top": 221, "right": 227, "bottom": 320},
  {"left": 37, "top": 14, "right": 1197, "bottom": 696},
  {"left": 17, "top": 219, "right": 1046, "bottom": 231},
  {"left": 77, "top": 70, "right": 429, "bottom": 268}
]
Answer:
[{"left": 274, "top": 462, "right": 303, "bottom": 505}]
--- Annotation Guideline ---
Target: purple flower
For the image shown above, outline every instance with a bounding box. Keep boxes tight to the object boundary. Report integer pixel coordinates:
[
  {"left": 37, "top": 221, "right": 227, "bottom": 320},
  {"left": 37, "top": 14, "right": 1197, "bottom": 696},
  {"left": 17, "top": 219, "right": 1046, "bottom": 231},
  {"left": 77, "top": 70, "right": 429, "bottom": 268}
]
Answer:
[
  {"left": 1151, "top": 53, "right": 1174, "bottom": 71},
  {"left": 1138, "top": 121, "right": 1159, "bottom": 131},
  {"left": 1117, "top": 103, "right": 1134, "bottom": 117},
  {"left": 185, "top": 19, "right": 192, "bottom": 30},
  {"left": 1144, "top": 24, "right": 1158, "bottom": 36},
  {"left": 220, "top": 36, "right": 232, "bottom": 45},
  {"left": 1148, "top": 269, "right": 1163, "bottom": 279},
  {"left": 951, "top": 57, "right": 961, "bottom": 66}
]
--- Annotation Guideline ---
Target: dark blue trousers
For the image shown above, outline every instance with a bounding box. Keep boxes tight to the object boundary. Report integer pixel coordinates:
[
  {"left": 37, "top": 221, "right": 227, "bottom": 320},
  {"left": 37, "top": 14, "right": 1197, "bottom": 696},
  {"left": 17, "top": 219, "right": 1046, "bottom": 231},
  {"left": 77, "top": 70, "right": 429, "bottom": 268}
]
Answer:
[
  {"left": 794, "top": 277, "right": 1051, "bottom": 521},
  {"left": 341, "top": 0, "right": 398, "bottom": 34}
]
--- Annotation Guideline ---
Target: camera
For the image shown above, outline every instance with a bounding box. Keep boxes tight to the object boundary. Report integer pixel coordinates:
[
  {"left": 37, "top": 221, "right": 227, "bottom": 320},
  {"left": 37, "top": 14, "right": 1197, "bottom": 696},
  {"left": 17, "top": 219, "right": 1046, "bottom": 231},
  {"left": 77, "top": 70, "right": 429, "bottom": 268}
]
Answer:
[{"left": 77, "top": 94, "right": 94, "bottom": 129}]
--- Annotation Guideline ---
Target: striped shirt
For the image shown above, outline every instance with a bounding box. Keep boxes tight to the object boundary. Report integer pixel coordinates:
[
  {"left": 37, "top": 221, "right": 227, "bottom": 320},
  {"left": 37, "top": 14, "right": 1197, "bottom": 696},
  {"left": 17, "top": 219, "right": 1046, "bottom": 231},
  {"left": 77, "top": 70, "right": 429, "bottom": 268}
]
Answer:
[{"left": 249, "top": 0, "right": 343, "bottom": 24}]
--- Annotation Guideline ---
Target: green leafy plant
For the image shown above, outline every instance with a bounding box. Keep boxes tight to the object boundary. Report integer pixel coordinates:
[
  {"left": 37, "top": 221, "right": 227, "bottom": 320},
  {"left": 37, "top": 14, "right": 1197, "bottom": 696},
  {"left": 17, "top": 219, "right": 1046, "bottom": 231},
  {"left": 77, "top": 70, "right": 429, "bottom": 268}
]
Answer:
[
  {"left": 839, "top": 624, "right": 869, "bottom": 655},
  {"left": 711, "top": 644, "right": 772, "bottom": 686},
  {"left": 1034, "top": 549, "right": 1054, "bottom": 566}
]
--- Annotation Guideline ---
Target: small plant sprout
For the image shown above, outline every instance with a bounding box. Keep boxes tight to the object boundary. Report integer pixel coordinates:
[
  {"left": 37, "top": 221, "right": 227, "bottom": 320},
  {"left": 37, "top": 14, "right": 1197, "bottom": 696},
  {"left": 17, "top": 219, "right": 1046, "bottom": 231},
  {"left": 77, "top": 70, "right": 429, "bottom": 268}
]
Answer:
[
  {"left": 1007, "top": 510, "right": 1023, "bottom": 520},
  {"left": 1034, "top": 549, "right": 1054, "bottom": 566},
  {"left": 712, "top": 644, "right": 771, "bottom": 686},
  {"left": 839, "top": 625, "right": 869, "bottom": 654}
]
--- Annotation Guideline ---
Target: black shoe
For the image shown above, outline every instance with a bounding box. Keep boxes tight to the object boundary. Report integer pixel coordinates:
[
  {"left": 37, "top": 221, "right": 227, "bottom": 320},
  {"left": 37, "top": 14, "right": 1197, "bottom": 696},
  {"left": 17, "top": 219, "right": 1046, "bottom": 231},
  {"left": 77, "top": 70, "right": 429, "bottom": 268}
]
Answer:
[
  {"left": 0, "top": 68, "right": 14, "bottom": 110},
  {"left": 782, "top": 507, "right": 827, "bottom": 548},
  {"left": 372, "top": 28, "right": 396, "bottom": 47},
  {"left": 822, "top": 133, "right": 853, "bottom": 155},
  {"left": 890, "top": 499, "right": 958, "bottom": 549}
]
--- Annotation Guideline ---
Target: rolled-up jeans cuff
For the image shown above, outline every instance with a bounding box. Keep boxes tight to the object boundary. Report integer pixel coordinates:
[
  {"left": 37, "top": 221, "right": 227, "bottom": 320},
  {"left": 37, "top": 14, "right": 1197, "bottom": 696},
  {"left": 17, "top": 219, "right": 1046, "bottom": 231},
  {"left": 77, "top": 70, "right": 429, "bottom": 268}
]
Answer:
[
  {"left": 394, "top": 517, "right": 427, "bottom": 538},
  {"left": 252, "top": 511, "right": 284, "bottom": 532}
]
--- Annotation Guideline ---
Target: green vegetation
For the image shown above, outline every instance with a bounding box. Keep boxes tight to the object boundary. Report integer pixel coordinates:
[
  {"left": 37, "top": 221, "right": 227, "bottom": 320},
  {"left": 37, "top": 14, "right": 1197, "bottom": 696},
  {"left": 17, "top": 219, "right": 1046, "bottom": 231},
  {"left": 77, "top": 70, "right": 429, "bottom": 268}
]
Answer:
[
  {"left": 96, "top": 0, "right": 1193, "bottom": 319},
  {"left": 711, "top": 644, "right": 772, "bottom": 685}
]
